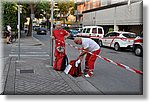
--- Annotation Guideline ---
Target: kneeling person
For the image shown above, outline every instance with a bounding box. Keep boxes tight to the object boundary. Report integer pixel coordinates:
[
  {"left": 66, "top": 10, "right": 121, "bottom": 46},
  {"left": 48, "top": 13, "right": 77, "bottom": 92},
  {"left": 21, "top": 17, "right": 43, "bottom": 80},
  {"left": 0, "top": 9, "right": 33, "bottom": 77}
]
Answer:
[{"left": 74, "top": 37, "right": 100, "bottom": 77}]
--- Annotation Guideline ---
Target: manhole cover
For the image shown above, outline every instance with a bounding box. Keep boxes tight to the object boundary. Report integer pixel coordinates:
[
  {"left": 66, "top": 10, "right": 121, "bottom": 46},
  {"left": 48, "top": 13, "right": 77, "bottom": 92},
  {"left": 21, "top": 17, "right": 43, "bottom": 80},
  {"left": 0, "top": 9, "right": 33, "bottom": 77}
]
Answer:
[{"left": 20, "top": 69, "right": 34, "bottom": 73}]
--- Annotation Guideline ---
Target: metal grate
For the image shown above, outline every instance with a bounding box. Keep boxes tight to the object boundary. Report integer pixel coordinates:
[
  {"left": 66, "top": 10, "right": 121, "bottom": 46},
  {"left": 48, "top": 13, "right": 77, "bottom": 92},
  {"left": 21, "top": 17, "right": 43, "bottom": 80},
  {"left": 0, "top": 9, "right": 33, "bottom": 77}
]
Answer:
[
  {"left": 20, "top": 69, "right": 34, "bottom": 73},
  {"left": 32, "top": 44, "right": 42, "bottom": 46}
]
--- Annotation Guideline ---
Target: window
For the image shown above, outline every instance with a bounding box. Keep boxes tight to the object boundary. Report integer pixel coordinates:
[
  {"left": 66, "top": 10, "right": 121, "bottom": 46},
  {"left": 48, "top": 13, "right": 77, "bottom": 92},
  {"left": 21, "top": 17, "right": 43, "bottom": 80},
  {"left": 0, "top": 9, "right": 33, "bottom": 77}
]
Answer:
[
  {"left": 92, "top": 28, "right": 97, "bottom": 34},
  {"left": 86, "top": 28, "right": 91, "bottom": 33},
  {"left": 83, "top": 28, "right": 87, "bottom": 33},
  {"left": 104, "top": 32, "right": 119, "bottom": 37},
  {"left": 98, "top": 28, "right": 102, "bottom": 34},
  {"left": 109, "top": 32, "right": 119, "bottom": 37},
  {"left": 104, "top": 33, "right": 110, "bottom": 37},
  {"left": 109, "top": 33, "right": 114, "bottom": 37},
  {"left": 122, "top": 33, "right": 136, "bottom": 38},
  {"left": 140, "top": 32, "right": 143, "bottom": 37},
  {"left": 110, "top": 32, "right": 119, "bottom": 37}
]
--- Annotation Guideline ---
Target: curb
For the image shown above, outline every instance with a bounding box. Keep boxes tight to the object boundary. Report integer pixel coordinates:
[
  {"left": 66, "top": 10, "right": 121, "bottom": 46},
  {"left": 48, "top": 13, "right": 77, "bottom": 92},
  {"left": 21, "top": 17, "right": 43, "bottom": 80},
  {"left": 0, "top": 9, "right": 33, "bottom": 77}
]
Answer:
[
  {"left": 3, "top": 57, "right": 17, "bottom": 95},
  {"left": 32, "top": 37, "right": 45, "bottom": 46},
  {"left": 58, "top": 71, "right": 104, "bottom": 95}
]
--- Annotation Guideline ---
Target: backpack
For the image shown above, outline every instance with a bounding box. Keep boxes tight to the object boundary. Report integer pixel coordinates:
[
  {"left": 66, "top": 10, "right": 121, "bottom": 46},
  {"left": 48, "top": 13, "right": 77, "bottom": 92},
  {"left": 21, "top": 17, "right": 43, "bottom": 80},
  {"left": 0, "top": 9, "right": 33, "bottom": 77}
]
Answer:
[
  {"left": 54, "top": 55, "right": 68, "bottom": 71},
  {"left": 64, "top": 59, "right": 82, "bottom": 77}
]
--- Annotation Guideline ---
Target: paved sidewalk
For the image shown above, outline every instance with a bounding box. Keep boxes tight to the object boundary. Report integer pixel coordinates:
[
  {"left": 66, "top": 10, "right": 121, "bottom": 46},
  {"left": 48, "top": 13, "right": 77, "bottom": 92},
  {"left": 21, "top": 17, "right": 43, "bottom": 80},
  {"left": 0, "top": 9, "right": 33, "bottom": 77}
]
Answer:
[{"left": 1, "top": 33, "right": 103, "bottom": 95}]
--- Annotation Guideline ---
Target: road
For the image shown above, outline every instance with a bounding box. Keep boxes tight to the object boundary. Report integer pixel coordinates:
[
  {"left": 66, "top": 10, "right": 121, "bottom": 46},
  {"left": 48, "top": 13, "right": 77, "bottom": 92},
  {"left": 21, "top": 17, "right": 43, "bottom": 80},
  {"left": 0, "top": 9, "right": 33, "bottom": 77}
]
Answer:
[{"left": 33, "top": 31, "right": 143, "bottom": 95}]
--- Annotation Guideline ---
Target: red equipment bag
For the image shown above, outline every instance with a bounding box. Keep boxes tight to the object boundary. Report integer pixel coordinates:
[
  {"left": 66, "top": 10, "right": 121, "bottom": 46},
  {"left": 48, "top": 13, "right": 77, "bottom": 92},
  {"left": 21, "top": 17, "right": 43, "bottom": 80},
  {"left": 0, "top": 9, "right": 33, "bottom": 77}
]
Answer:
[
  {"left": 54, "top": 54, "right": 68, "bottom": 71},
  {"left": 64, "top": 59, "right": 82, "bottom": 77},
  {"left": 53, "top": 42, "right": 68, "bottom": 71}
]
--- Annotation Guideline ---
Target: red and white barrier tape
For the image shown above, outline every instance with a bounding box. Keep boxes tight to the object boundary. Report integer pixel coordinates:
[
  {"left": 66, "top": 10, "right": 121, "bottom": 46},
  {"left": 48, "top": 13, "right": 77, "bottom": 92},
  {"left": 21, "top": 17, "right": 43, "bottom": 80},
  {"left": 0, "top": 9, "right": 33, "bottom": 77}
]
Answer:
[{"left": 53, "top": 38, "right": 143, "bottom": 75}]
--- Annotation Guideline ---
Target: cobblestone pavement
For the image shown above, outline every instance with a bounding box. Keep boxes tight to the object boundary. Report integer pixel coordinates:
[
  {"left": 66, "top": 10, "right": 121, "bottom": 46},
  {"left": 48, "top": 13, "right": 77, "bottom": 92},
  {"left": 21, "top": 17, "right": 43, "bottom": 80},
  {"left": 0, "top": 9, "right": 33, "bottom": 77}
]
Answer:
[{"left": 15, "top": 58, "right": 76, "bottom": 95}]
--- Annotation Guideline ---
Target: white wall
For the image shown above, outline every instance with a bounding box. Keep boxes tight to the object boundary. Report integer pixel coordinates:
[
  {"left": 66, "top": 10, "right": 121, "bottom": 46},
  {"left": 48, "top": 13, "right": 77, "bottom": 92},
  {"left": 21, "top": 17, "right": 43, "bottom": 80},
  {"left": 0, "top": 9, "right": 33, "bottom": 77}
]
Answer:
[
  {"left": 116, "top": 1, "right": 142, "bottom": 25},
  {"left": 83, "top": 1, "right": 142, "bottom": 26}
]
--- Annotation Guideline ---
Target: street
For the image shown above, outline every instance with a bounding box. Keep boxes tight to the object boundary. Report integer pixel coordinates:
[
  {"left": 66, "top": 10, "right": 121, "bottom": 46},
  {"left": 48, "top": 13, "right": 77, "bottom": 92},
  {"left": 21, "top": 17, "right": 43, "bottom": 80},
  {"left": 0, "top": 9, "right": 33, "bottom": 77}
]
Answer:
[{"left": 33, "top": 31, "right": 143, "bottom": 94}]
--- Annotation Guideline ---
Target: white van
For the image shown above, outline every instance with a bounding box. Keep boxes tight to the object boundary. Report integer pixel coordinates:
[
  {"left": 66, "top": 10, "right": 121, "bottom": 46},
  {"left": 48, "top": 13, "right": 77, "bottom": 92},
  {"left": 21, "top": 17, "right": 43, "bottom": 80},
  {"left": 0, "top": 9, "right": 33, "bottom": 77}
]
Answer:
[
  {"left": 77, "top": 26, "right": 104, "bottom": 38},
  {"left": 76, "top": 26, "right": 104, "bottom": 45}
]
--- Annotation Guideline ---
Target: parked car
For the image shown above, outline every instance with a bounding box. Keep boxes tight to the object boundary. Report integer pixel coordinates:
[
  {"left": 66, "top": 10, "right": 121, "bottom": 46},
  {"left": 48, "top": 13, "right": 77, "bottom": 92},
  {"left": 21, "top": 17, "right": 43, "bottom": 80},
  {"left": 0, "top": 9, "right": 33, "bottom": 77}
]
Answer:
[
  {"left": 62, "top": 26, "right": 70, "bottom": 32},
  {"left": 33, "top": 26, "right": 40, "bottom": 31},
  {"left": 133, "top": 32, "right": 143, "bottom": 56},
  {"left": 68, "top": 29, "right": 79, "bottom": 39},
  {"left": 76, "top": 27, "right": 83, "bottom": 33},
  {"left": 100, "top": 31, "right": 137, "bottom": 51},
  {"left": 77, "top": 26, "right": 104, "bottom": 45},
  {"left": 37, "top": 28, "right": 47, "bottom": 35}
]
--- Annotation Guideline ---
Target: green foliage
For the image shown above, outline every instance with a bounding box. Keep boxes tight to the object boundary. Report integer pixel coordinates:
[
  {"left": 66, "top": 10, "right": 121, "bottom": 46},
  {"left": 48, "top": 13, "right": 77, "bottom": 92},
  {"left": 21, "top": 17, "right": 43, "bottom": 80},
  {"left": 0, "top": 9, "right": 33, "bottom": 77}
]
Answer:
[
  {"left": 108, "top": 28, "right": 114, "bottom": 32},
  {"left": 57, "top": 0, "right": 75, "bottom": 16},
  {"left": 2, "top": 0, "right": 76, "bottom": 31},
  {"left": 34, "top": 0, "right": 75, "bottom": 20},
  {"left": 3, "top": 3, "right": 18, "bottom": 30},
  {"left": 3, "top": 3, "right": 28, "bottom": 31},
  {"left": 35, "top": 2, "right": 51, "bottom": 19}
]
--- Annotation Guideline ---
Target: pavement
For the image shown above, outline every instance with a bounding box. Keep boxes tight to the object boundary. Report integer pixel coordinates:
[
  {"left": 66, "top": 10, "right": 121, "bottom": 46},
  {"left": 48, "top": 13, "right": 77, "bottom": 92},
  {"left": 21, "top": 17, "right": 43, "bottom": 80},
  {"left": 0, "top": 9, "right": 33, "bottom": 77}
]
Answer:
[{"left": 1, "top": 32, "right": 104, "bottom": 95}]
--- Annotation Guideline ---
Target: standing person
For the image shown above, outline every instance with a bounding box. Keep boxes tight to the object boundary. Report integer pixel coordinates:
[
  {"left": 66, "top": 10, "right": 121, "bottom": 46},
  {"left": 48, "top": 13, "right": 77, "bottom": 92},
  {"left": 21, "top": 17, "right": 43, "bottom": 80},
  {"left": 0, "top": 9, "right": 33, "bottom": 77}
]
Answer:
[
  {"left": 5, "top": 24, "right": 12, "bottom": 44},
  {"left": 24, "top": 25, "right": 28, "bottom": 34},
  {"left": 74, "top": 37, "right": 100, "bottom": 77},
  {"left": 52, "top": 21, "right": 70, "bottom": 70}
]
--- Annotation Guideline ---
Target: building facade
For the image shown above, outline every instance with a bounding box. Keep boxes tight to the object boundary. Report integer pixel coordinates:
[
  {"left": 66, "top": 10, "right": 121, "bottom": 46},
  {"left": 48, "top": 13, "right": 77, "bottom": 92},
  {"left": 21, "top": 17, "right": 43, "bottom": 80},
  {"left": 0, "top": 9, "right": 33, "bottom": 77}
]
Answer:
[{"left": 75, "top": 0, "right": 143, "bottom": 35}]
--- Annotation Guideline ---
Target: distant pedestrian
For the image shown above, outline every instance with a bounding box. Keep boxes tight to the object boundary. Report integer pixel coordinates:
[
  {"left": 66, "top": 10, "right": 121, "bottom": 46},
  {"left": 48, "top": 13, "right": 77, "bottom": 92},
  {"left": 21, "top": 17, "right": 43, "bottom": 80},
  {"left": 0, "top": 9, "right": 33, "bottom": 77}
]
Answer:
[
  {"left": 24, "top": 25, "right": 28, "bottom": 34},
  {"left": 5, "top": 24, "right": 12, "bottom": 44},
  {"left": 74, "top": 37, "right": 100, "bottom": 77},
  {"left": 52, "top": 21, "right": 70, "bottom": 70}
]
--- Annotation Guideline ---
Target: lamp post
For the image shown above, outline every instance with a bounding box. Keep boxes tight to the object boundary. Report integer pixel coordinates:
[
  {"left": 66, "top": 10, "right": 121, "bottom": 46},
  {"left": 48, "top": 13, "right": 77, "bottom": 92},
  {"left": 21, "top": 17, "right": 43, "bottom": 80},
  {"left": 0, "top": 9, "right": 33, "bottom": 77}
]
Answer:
[
  {"left": 17, "top": 0, "right": 21, "bottom": 60},
  {"left": 50, "top": 0, "right": 54, "bottom": 66}
]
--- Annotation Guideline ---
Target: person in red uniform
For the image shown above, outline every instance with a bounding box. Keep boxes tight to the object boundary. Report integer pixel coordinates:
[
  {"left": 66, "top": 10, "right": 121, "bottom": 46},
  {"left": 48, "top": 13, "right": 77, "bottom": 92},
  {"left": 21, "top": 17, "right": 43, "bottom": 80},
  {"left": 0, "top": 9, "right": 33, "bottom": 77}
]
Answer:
[
  {"left": 74, "top": 37, "right": 100, "bottom": 77},
  {"left": 52, "top": 21, "right": 70, "bottom": 69}
]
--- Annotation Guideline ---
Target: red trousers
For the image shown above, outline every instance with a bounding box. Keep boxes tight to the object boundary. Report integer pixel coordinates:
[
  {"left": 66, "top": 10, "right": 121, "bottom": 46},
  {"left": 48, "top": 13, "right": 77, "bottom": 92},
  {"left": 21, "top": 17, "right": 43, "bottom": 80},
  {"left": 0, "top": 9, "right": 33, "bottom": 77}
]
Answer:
[{"left": 85, "top": 49, "right": 100, "bottom": 71}]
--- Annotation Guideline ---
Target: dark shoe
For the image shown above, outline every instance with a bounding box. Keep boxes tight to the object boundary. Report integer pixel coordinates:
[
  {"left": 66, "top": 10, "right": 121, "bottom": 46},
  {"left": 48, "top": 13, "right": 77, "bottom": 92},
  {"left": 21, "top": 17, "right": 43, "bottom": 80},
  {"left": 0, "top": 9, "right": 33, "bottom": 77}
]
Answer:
[
  {"left": 7, "top": 42, "right": 11, "bottom": 44},
  {"left": 83, "top": 68, "right": 89, "bottom": 74}
]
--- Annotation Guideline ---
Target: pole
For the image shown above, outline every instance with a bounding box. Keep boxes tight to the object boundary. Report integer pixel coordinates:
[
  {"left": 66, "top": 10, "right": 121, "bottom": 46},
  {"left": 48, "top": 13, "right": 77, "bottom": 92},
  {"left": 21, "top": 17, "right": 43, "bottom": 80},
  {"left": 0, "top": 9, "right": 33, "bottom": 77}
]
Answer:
[
  {"left": 18, "top": 1, "right": 20, "bottom": 60},
  {"left": 50, "top": 0, "right": 54, "bottom": 66},
  {"left": 94, "top": 11, "right": 96, "bottom": 26},
  {"left": 114, "top": 7, "right": 117, "bottom": 31},
  {"left": 31, "top": 14, "right": 34, "bottom": 38}
]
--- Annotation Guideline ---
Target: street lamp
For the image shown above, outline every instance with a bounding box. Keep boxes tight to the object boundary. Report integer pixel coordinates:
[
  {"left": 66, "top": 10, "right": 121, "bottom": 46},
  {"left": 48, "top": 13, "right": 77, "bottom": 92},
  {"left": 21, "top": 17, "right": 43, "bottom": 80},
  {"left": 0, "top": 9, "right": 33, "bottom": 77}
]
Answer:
[
  {"left": 17, "top": 0, "right": 21, "bottom": 60},
  {"left": 50, "top": 0, "right": 54, "bottom": 66}
]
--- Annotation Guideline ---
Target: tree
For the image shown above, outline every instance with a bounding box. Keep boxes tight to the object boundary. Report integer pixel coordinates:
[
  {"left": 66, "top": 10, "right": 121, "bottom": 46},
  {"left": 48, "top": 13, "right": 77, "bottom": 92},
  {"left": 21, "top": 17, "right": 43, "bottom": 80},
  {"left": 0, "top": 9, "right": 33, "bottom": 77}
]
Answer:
[
  {"left": 26, "top": 4, "right": 35, "bottom": 36},
  {"left": 3, "top": 3, "right": 18, "bottom": 31},
  {"left": 35, "top": 1, "right": 51, "bottom": 19},
  {"left": 3, "top": 3, "right": 28, "bottom": 32},
  {"left": 3, "top": 1, "right": 76, "bottom": 36},
  {"left": 27, "top": 1, "right": 51, "bottom": 36},
  {"left": 57, "top": 0, "right": 75, "bottom": 23}
]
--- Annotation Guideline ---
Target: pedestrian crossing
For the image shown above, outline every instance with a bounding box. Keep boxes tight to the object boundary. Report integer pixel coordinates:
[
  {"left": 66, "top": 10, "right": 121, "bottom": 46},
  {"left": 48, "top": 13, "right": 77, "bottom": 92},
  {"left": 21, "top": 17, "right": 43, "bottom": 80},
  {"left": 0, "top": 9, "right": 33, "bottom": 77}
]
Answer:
[
  {"left": 9, "top": 44, "right": 50, "bottom": 59},
  {"left": 9, "top": 54, "right": 49, "bottom": 57}
]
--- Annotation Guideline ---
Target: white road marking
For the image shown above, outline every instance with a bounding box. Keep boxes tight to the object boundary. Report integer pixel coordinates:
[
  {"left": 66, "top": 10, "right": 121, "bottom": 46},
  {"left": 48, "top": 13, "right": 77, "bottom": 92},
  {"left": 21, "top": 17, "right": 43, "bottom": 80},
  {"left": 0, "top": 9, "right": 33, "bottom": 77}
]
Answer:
[
  {"left": 10, "top": 52, "right": 47, "bottom": 54},
  {"left": 9, "top": 54, "right": 49, "bottom": 57}
]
